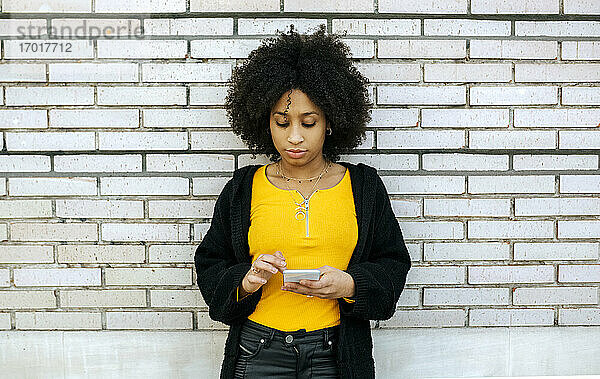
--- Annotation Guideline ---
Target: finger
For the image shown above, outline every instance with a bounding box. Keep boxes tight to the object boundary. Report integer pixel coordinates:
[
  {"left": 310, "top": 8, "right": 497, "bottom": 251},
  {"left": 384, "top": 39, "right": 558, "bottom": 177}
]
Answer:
[
  {"left": 249, "top": 275, "right": 267, "bottom": 285},
  {"left": 255, "top": 260, "right": 279, "bottom": 274},
  {"left": 260, "top": 253, "right": 287, "bottom": 270}
]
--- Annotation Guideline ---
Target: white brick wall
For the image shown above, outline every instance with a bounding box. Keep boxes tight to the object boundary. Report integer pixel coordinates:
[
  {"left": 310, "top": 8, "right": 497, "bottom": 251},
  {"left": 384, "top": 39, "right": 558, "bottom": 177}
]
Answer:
[{"left": 0, "top": 2, "right": 599, "bottom": 339}]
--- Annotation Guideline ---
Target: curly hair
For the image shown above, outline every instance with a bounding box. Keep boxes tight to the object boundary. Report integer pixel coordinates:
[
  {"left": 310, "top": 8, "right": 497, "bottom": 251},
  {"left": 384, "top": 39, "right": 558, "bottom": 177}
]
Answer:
[{"left": 224, "top": 23, "right": 373, "bottom": 163}]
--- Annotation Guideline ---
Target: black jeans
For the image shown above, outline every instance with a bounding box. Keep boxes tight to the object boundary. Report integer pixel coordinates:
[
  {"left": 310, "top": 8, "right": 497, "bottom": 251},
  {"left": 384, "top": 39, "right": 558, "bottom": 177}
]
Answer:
[{"left": 234, "top": 318, "right": 341, "bottom": 378}]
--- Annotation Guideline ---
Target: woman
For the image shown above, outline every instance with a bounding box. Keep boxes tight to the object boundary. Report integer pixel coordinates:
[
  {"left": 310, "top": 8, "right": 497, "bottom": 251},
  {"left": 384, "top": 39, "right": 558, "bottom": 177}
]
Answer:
[{"left": 194, "top": 24, "right": 412, "bottom": 379}]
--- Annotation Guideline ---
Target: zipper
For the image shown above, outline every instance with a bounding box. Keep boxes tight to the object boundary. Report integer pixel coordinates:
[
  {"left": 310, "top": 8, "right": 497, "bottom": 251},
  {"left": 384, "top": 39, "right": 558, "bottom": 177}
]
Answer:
[{"left": 302, "top": 190, "right": 319, "bottom": 237}]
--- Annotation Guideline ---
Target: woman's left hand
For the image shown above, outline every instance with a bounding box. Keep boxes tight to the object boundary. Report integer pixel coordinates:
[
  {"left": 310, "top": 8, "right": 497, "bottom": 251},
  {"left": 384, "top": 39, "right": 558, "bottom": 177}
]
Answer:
[{"left": 281, "top": 265, "right": 355, "bottom": 299}]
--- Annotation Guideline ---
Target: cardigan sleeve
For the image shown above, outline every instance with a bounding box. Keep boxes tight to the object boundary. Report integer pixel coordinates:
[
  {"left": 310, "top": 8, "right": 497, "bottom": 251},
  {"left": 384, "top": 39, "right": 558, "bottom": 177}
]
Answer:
[
  {"left": 194, "top": 180, "right": 263, "bottom": 326},
  {"left": 337, "top": 173, "right": 411, "bottom": 321}
]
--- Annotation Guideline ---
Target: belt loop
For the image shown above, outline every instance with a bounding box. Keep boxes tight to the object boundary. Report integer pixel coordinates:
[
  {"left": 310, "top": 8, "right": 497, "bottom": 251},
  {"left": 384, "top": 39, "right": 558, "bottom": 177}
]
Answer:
[
  {"left": 264, "top": 328, "right": 275, "bottom": 349},
  {"left": 323, "top": 328, "right": 330, "bottom": 350}
]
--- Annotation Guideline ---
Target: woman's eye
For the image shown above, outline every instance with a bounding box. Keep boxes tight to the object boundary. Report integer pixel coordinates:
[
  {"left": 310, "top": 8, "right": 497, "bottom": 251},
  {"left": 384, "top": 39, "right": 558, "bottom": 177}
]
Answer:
[{"left": 275, "top": 122, "right": 316, "bottom": 127}]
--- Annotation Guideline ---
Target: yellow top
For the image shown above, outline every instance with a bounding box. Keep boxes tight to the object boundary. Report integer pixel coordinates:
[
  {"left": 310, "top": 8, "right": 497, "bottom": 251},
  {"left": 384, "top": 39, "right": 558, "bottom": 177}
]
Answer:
[{"left": 236, "top": 163, "right": 358, "bottom": 332}]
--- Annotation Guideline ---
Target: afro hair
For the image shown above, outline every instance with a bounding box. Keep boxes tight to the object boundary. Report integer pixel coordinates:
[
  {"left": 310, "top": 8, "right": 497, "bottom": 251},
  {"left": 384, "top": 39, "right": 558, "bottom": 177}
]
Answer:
[{"left": 224, "top": 23, "right": 373, "bottom": 162}]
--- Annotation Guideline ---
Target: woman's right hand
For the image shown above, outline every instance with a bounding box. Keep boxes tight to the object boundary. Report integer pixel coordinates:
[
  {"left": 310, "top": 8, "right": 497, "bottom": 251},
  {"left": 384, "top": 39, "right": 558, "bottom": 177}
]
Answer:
[{"left": 241, "top": 251, "right": 287, "bottom": 294}]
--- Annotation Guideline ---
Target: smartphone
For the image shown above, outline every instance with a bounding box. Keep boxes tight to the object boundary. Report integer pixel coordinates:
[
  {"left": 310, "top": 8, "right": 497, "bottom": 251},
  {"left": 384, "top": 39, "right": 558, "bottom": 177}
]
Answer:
[{"left": 282, "top": 269, "right": 321, "bottom": 283}]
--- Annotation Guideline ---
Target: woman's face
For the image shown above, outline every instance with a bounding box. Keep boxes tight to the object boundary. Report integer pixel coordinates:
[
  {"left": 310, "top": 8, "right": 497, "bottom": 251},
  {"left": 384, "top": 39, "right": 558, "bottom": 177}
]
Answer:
[{"left": 269, "top": 89, "right": 327, "bottom": 166}]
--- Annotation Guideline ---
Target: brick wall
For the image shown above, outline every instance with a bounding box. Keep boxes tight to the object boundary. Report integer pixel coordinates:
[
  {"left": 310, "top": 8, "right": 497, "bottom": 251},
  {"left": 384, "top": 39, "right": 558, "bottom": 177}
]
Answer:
[{"left": 1, "top": 0, "right": 600, "bottom": 332}]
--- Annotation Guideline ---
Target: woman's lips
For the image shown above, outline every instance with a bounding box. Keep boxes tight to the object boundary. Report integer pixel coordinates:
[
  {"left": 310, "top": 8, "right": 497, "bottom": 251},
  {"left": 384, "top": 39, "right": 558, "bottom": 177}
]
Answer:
[{"left": 286, "top": 150, "right": 307, "bottom": 158}]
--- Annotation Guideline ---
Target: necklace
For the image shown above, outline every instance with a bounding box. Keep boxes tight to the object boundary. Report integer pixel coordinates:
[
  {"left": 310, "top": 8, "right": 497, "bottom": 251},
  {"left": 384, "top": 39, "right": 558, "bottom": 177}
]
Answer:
[{"left": 274, "top": 159, "right": 331, "bottom": 223}]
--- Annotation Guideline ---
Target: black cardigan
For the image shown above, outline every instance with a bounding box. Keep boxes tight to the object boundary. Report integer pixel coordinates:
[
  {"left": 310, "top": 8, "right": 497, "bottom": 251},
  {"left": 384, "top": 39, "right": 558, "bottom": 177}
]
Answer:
[{"left": 194, "top": 161, "right": 412, "bottom": 379}]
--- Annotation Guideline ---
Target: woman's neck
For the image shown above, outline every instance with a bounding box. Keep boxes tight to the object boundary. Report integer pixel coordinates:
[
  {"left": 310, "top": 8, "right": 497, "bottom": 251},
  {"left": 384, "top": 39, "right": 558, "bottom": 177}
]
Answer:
[{"left": 277, "top": 156, "right": 330, "bottom": 179}]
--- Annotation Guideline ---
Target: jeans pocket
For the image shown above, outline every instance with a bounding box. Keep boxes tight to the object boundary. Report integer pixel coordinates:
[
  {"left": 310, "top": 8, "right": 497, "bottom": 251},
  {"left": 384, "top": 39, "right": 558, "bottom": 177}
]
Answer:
[{"left": 238, "top": 334, "right": 265, "bottom": 360}]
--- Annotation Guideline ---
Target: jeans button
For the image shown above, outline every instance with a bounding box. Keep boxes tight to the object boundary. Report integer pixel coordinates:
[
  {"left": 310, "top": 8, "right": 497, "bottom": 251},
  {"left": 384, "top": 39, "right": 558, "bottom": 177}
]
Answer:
[{"left": 285, "top": 335, "right": 293, "bottom": 343}]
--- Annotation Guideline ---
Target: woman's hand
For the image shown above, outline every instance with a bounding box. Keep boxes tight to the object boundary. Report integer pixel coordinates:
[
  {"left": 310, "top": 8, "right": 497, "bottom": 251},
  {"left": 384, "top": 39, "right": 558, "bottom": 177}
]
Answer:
[
  {"left": 241, "top": 251, "right": 287, "bottom": 294},
  {"left": 281, "top": 265, "right": 355, "bottom": 299}
]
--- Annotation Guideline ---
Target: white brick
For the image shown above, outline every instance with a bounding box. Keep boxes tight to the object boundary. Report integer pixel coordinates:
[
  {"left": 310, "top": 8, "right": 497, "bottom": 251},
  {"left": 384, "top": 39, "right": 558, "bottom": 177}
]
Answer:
[
  {"left": 398, "top": 221, "right": 464, "bottom": 240},
  {"left": 4, "top": 40, "right": 93, "bottom": 59},
  {"left": 513, "top": 155, "right": 597, "bottom": 171},
  {"left": 469, "top": 131, "right": 556, "bottom": 149},
  {"left": 6, "top": 86, "right": 94, "bottom": 106},
  {"left": 11, "top": 223, "right": 98, "bottom": 242},
  {"left": 58, "top": 245, "right": 145, "bottom": 264},
  {"left": 150, "top": 290, "right": 204, "bottom": 308},
  {"left": 472, "top": 0, "right": 559, "bottom": 14},
  {"left": 16, "top": 312, "right": 101, "bottom": 330},
  {"left": 378, "top": 85, "right": 466, "bottom": 105},
  {"left": 514, "top": 287, "right": 597, "bottom": 305},
  {"left": 514, "top": 242, "right": 598, "bottom": 261},
  {"left": 0, "top": 291, "right": 56, "bottom": 309},
  {"left": 149, "top": 200, "right": 214, "bottom": 218},
  {"left": 469, "top": 175, "right": 555, "bottom": 194},
  {"left": 424, "top": 288, "right": 510, "bottom": 306},
  {"left": 190, "top": 132, "right": 246, "bottom": 150},
  {"left": 0, "top": 246, "right": 53, "bottom": 263},
  {"left": 56, "top": 199, "right": 143, "bottom": 219},
  {"left": 143, "top": 109, "right": 228, "bottom": 128},
  {"left": 239, "top": 18, "right": 328, "bottom": 35},
  {"left": 379, "top": 0, "right": 467, "bottom": 13},
  {"left": 9, "top": 177, "right": 97, "bottom": 196},
  {"left": 284, "top": 0, "right": 372, "bottom": 12},
  {"left": 560, "top": 308, "right": 600, "bottom": 326},
  {"left": 517, "top": 21, "right": 600, "bottom": 37},
  {"left": 561, "top": 131, "right": 600, "bottom": 149},
  {"left": 98, "top": 40, "right": 187, "bottom": 59},
  {"left": 565, "top": 0, "right": 600, "bottom": 14},
  {"left": 516, "top": 64, "right": 600, "bottom": 82},
  {"left": 471, "top": 86, "right": 558, "bottom": 105},
  {"left": 0, "top": 19, "right": 46, "bottom": 37},
  {"left": 368, "top": 109, "right": 419, "bottom": 127},
  {"left": 381, "top": 176, "right": 465, "bottom": 194},
  {"left": 0, "top": 110, "right": 47, "bottom": 129},
  {"left": 424, "top": 64, "right": 511, "bottom": 82},
  {"left": 340, "top": 39, "right": 375, "bottom": 59},
  {"left": 189, "top": 87, "right": 229, "bottom": 105},
  {"left": 60, "top": 290, "right": 146, "bottom": 308},
  {"left": 424, "top": 242, "right": 510, "bottom": 261},
  {"left": 470, "top": 40, "right": 557, "bottom": 59},
  {"left": 101, "top": 223, "right": 189, "bottom": 242},
  {"left": 515, "top": 109, "right": 600, "bottom": 127},
  {"left": 98, "top": 86, "right": 186, "bottom": 106},
  {"left": 470, "top": 308, "right": 554, "bottom": 326},
  {"left": 405, "top": 266, "right": 465, "bottom": 285},
  {"left": 356, "top": 63, "right": 420, "bottom": 83},
  {"left": 105, "top": 268, "right": 191, "bottom": 286},
  {"left": 0, "top": 224, "right": 6, "bottom": 240},
  {"left": 379, "top": 309, "right": 466, "bottom": 328},
  {"left": 6, "top": 132, "right": 95, "bottom": 151},
  {"left": 516, "top": 198, "right": 600, "bottom": 216},
  {"left": 95, "top": 0, "right": 185, "bottom": 12},
  {"left": 100, "top": 177, "right": 188, "bottom": 196},
  {"left": 560, "top": 175, "right": 600, "bottom": 193},
  {"left": 3, "top": 0, "right": 91, "bottom": 12},
  {"left": 0, "top": 199, "right": 52, "bottom": 218},
  {"left": 397, "top": 288, "right": 420, "bottom": 307},
  {"left": 378, "top": 40, "right": 466, "bottom": 58},
  {"left": 425, "top": 19, "right": 510, "bottom": 36},
  {"left": 106, "top": 311, "right": 192, "bottom": 330},
  {"left": 14, "top": 268, "right": 100, "bottom": 287},
  {"left": 49, "top": 109, "right": 138, "bottom": 129},
  {"left": 49, "top": 63, "right": 137, "bottom": 83},
  {"left": 190, "top": 0, "right": 279, "bottom": 12},
  {"left": 377, "top": 130, "right": 465, "bottom": 149},
  {"left": 0, "top": 156, "right": 50, "bottom": 172},
  {"left": 559, "top": 264, "right": 600, "bottom": 282},
  {"left": 469, "top": 265, "right": 554, "bottom": 284},
  {"left": 149, "top": 245, "right": 195, "bottom": 263},
  {"left": 468, "top": 220, "right": 554, "bottom": 239},
  {"left": 50, "top": 19, "right": 141, "bottom": 37},
  {"left": 559, "top": 221, "right": 600, "bottom": 238},
  {"left": 563, "top": 87, "right": 600, "bottom": 105},
  {"left": 422, "top": 109, "right": 508, "bottom": 127},
  {"left": 99, "top": 132, "right": 187, "bottom": 151},
  {"left": 0, "top": 313, "right": 10, "bottom": 330},
  {"left": 54, "top": 155, "right": 142, "bottom": 173},
  {"left": 149, "top": 154, "right": 234, "bottom": 172},
  {"left": 190, "top": 39, "right": 262, "bottom": 59},
  {"left": 425, "top": 199, "right": 510, "bottom": 217},
  {"left": 340, "top": 154, "right": 419, "bottom": 171},
  {"left": 562, "top": 41, "right": 600, "bottom": 60},
  {"left": 143, "top": 63, "right": 231, "bottom": 83},
  {"left": 0, "top": 64, "right": 46, "bottom": 81},
  {"left": 390, "top": 199, "right": 420, "bottom": 218},
  {"left": 332, "top": 19, "right": 420, "bottom": 36},
  {"left": 145, "top": 18, "right": 233, "bottom": 36},
  {"left": 0, "top": 270, "right": 9, "bottom": 287},
  {"left": 197, "top": 312, "right": 228, "bottom": 329},
  {"left": 423, "top": 153, "right": 509, "bottom": 171}
]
